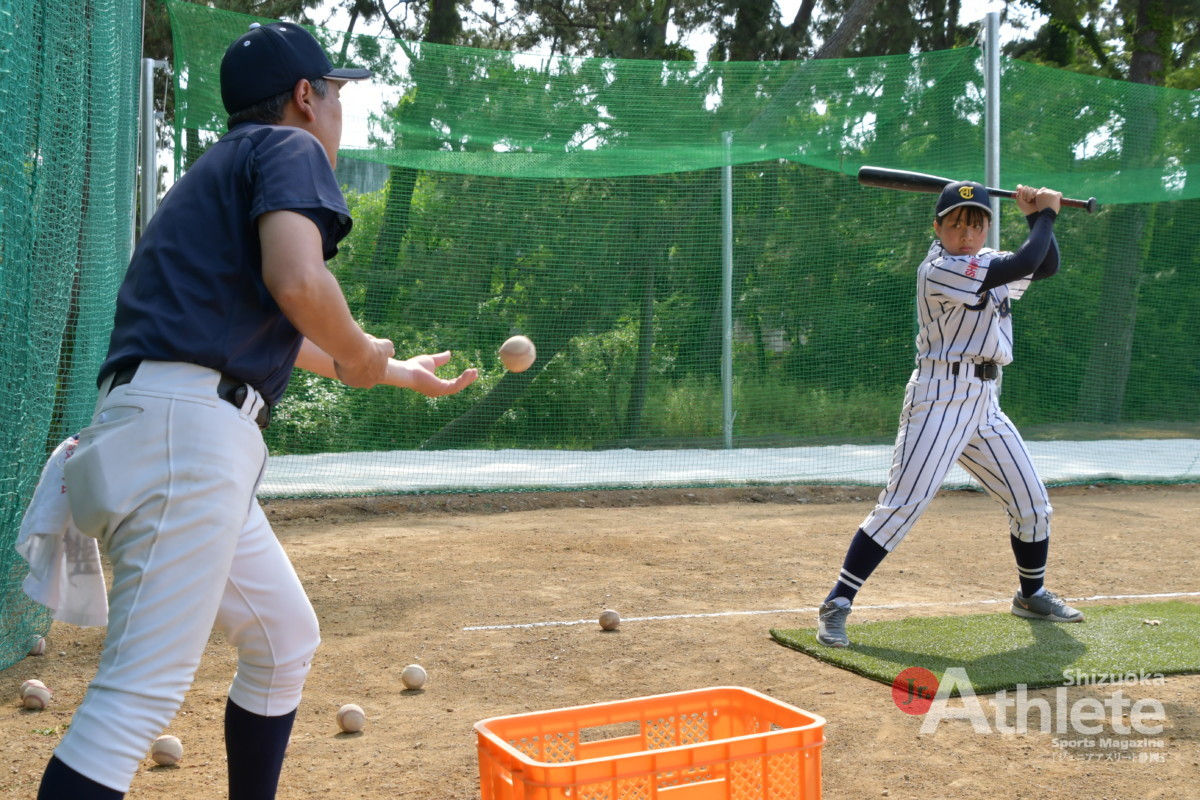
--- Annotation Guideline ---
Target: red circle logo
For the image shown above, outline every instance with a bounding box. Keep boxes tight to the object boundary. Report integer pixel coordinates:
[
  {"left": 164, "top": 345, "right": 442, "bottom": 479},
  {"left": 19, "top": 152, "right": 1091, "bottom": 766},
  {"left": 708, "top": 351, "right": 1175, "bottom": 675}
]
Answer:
[{"left": 892, "top": 667, "right": 939, "bottom": 714}]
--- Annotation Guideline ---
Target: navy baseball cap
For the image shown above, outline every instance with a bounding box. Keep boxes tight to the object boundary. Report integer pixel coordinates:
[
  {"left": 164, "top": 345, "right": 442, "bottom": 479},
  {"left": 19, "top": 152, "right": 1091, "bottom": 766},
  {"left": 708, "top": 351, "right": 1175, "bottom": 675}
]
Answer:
[
  {"left": 936, "top": 181, "right": 992, "bottom": 218},
  {"left": 221, "top": 22, "right": 372, "bottom": 114}
]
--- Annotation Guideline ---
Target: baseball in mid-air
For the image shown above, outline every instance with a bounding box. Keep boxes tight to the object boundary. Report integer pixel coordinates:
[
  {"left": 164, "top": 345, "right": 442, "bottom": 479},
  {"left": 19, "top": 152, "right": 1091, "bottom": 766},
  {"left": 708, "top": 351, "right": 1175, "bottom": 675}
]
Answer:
[
  {"left": 337, "top": 703, "right": 366, "bottom": 733},
  {"left": 498, "top": 335, "right": 536, "bottom": 373},
  {"left": 22, "top": 684, "right": 52, "bottom": 710},
  {"left": 599, "top": 609, "right": 621, "bottom": 631},
  {"left": 400, "top": 664, "right": 427, "bottom": 690},
  {"left": 28, "top": 638, "right": 46, "bottom": 656},
  {"left": 150, "top": 735, "right": 183, "bottom": 766}
]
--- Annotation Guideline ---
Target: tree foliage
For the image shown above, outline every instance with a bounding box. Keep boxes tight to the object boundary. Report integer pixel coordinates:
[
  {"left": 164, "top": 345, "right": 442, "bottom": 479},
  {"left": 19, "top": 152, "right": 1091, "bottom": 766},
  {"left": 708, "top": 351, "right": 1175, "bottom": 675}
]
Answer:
[{"left": 1006, "top": 0, "right": 1200, "bottom": 87}]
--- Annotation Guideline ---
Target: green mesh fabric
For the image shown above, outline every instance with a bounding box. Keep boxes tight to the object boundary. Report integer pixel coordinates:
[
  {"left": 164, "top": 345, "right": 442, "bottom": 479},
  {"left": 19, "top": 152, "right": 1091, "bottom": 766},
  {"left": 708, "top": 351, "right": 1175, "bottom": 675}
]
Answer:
[
  {"left": 1, "top": 1, "right": 141, "bottom": 670},
  {"left": 162, "top": 0, "right": 1199, "bottom": 501},
  {"left": 169, "top": 0, "right": 1199, "bottom": 200}
]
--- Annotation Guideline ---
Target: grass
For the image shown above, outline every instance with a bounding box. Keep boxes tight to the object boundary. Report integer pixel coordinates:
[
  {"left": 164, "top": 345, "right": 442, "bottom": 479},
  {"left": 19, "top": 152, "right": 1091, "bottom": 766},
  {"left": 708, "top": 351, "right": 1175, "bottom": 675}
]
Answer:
[{"left": 770, "top": 600, "right": 1200, "bottom": 694}]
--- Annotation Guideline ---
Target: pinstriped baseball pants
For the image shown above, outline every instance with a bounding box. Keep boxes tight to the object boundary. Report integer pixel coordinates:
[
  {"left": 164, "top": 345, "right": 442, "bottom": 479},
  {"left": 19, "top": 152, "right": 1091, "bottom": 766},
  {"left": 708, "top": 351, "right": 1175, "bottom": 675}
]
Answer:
[{"left": 861, "top": 364, "right": 1051, "bottom": 552}]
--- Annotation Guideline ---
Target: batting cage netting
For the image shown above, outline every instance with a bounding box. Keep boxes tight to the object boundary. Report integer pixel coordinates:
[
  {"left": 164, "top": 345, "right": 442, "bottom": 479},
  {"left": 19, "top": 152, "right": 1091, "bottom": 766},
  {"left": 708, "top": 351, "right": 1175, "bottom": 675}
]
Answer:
[
  {"left": 2, "top": 0, "right": 1198, "bottom": 668},
  {"left": 1, "top": 0, "right": 142, "bottom": 668}
]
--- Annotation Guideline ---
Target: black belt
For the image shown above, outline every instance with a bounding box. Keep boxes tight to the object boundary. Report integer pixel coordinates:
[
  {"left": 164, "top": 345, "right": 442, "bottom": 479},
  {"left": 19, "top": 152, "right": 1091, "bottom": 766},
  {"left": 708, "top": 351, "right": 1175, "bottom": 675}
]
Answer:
[
  {"left": 951, "top": 361, "right": 1000, "bottom": 381},
  {"left": 107, "top": 362, "right": 271, "bottom": 429}
]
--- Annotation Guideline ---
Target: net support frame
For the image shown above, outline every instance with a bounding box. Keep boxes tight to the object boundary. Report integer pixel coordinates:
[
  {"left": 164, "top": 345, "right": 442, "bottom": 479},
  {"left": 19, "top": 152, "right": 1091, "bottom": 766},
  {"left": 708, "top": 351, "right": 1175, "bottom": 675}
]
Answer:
[
  {"left": 984, "top": 11, "right": 1001, "bottom": 248},
  {"left": 139, "top": 57, "right": 168, "bottom": 235},
  {"left": 721, "top": 130, "right": 734, "bottom": 449}
]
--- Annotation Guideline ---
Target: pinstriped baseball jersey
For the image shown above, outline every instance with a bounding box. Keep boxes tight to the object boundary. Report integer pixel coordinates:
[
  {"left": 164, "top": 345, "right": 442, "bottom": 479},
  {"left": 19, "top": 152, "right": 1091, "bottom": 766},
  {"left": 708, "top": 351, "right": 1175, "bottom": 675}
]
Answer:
[{"left": 916, "top": 241, "right": 1030, "bottom": 365}]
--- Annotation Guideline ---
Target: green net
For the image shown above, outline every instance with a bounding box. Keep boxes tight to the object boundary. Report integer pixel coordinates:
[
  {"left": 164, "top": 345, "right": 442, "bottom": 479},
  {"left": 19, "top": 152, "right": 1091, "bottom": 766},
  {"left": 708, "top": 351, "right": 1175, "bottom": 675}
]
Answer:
[
  {"left": 1, "top": 0, "right": 141, "bottom": 670},
  {"left": 163, "top": 0, "right": 1200, "bottom": 499}
]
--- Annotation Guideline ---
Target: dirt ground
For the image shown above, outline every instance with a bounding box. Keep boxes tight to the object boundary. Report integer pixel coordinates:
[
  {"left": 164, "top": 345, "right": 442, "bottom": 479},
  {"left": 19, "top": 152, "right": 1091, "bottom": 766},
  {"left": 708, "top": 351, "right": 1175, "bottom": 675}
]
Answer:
[{"left": 3, "top": 482, "right": 1198, "bottom": 800}]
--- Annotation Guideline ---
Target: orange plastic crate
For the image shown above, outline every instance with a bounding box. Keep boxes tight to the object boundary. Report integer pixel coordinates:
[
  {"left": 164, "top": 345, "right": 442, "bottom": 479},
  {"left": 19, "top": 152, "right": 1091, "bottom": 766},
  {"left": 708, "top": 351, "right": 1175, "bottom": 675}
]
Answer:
[{"left": 475, "top": 686, "right": 824, "bottom": 800}]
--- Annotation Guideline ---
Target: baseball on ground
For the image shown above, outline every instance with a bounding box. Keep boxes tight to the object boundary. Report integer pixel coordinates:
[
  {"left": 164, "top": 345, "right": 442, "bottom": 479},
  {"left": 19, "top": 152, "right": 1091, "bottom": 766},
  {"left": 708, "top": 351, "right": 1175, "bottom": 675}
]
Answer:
[
  {"left": 400, "top": 663, "right": 427, "bottom": 690},
  {"left": 150, "top": 735, "right": 183, "bottom": 766},
  {"left": 337, "top": 703, "right": 366, "bottom": 733},
  {"left": 28, "top": 638, "right": 46, "bottom": 656},
  {"left": 20, "top": 679, "right": 47, "bottom": 700},
  {"left": 498, "top": 335, "right": 536, "bottom": 373},
  {"left": 22, "top": 684, "right": 52, "bottom": 710},
  {"left": 599, "top": 609, "right": 621, "bottom": 631}
]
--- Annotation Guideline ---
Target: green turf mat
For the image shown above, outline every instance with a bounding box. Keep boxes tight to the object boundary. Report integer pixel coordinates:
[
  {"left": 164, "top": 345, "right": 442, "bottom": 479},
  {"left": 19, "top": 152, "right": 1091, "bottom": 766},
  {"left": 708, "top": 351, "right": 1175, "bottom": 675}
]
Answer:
[{"left": 770, "top": 601, "right": 1200, "bottom": 694}]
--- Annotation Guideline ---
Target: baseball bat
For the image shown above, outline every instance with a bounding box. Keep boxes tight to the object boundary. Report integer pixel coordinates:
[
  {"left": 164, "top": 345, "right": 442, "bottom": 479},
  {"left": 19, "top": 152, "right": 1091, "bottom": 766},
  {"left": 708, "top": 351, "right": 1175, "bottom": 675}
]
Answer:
[{"left": 857, "top": 166, "right": 1099, "bottom": 214}]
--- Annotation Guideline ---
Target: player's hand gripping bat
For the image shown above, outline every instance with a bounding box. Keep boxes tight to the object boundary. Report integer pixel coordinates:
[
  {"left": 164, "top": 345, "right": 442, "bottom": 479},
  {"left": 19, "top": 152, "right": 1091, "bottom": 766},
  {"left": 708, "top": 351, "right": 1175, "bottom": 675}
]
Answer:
[{"left": 857, "top": 166, "right": 1099, "bottom": 214}]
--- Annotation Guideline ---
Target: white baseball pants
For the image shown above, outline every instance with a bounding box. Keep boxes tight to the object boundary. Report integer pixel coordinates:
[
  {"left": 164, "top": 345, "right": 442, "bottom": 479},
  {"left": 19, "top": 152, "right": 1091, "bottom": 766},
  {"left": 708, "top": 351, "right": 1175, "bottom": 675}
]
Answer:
[
  {"left": 862, "top": 364, "right": 1052, "bottom": 552},
  {"left": 56, "top": 361, "right": 319, "bottom": 792}
]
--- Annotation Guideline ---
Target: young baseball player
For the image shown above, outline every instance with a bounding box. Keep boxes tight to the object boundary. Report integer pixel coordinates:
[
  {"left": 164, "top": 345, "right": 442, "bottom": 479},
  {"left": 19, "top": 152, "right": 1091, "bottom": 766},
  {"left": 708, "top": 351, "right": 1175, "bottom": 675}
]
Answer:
[
  {"left": 38, "top": 22, "right": 477, "bottom": 799},
  {"left": 816, "top": 180, "right": 1083, "bottom": 648}
]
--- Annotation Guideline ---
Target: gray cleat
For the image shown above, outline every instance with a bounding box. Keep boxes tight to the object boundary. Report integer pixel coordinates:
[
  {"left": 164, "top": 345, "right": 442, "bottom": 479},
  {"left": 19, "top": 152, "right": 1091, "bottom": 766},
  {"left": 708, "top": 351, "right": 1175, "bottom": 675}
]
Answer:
[
  {"left": 817, "top": 600, "right": 851, "bottom": 647},
  {"left": 1011, "top": 589, "right": 1084, "bottom": 622}
]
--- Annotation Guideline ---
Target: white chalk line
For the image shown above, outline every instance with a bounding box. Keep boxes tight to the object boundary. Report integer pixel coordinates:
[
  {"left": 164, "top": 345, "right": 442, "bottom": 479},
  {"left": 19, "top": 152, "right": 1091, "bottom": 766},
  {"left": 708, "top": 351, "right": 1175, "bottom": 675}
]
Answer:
[{"left": 462, "top": 591, "right": 1200, "bottom": 631}]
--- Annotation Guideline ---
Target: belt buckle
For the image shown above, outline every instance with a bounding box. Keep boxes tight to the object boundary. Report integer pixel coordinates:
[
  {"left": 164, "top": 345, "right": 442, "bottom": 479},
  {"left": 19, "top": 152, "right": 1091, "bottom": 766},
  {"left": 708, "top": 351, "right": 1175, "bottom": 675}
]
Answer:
[{"left": 978, "top": 362, "right": 999, "bottom": 380}]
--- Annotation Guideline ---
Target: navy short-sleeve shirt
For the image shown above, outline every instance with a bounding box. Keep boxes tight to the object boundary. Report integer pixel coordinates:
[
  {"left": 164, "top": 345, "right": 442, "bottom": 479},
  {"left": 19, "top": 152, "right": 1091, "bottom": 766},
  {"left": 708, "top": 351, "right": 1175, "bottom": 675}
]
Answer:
[{"left": 99, "top": 123, "right": 352, "bottom": 406}]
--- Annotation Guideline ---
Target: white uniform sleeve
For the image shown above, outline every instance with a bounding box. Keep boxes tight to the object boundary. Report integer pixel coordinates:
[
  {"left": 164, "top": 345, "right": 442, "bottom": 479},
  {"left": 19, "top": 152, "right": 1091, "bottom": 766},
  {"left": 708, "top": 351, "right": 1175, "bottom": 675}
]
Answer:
[{"left": 926, "top": 253, "right": 988, "bottom": 306}]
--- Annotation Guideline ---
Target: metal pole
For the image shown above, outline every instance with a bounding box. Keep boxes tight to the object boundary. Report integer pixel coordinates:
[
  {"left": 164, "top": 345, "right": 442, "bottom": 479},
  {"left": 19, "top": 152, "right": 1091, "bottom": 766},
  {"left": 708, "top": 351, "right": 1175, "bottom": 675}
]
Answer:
[
  {"left": 139, "top": 57, "right": 159, "bottom": 235},
  {"left": 721, "top": 132, "right": 734, "bottom": 449},
  {"left": 984, "top": 11, "right": 1001, "bottom": 249}
]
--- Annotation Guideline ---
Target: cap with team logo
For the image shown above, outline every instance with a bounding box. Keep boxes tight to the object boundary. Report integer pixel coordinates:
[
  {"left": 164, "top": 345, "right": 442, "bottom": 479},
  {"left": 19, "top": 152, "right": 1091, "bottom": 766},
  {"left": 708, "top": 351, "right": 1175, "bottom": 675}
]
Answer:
[
  {"left": 936, "top": 181, "right": 992, "bottom": 218},
  {"left": 221, "top": 22, "right": 372, "bottom": 115}
]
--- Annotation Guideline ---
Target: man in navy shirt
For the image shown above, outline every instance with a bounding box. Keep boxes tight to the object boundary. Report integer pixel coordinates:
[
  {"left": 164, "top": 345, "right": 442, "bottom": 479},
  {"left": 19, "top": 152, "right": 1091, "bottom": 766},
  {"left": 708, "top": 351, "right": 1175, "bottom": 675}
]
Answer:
[{"left": 40, "top": 21, "right": 477, "bottom": 800}]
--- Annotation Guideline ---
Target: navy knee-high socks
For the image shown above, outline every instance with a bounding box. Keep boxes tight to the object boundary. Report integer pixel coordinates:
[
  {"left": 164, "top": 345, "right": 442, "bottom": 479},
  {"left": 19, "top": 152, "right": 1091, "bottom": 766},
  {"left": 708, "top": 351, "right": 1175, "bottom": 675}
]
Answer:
[{"left": 226, "top": 699, "right": 298, "bottom": 800}]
